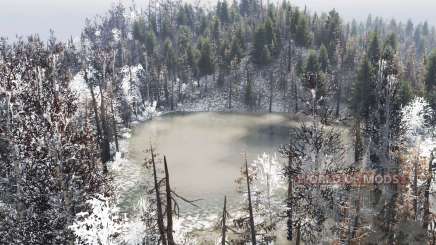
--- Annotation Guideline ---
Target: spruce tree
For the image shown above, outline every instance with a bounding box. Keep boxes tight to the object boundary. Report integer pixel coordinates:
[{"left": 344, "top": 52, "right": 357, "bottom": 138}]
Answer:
[
  {"left": 252, "top": 24, "right": 267, "bottom": 65},
  {"left": 198, "top": 37, "right": 215, "bottom": 77},
  {"left": 319, "top": 44, "right": 329, "bottom": 72},
  {"left": 350, "top": 56, "right": 376, "bottom": 120},
  {"left": 368, "top": 32, "right": 381, "bottom": 67},
  {"left": 295, "top": 16, "right": 311, "bottom": 47},
  {"left": 425, "top": 50, "right": 436, "bottom": 109}
]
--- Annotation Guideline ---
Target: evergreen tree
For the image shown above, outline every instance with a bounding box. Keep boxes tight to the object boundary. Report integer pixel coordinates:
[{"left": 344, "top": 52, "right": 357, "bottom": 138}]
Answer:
[
  {"left": 406, "top": 19, "right": 414, "bottom": 36},
  {"left": 132, "top": 17, "right": 146, "bottom": 43},
  {"left": 303, "top": 51, "right": 323, "bottom": 96},
  {"left": 396, "top": 80, "right": 413, "bottom": 106},
  {"left": 198, "top": 37, "right": 215, "bottom": 77},
  {"left": 144, "top": 31, "right": 156, "bottom": 56},
  {"left": 425, "top": 50, "right": 436, "bottom": 92},
  {"left": 163, "top": 39, "right": 176, "bottom": 73},
  {"left": 324, "top": 9, "right": 342, "bottom": 61},
  {"left": 350, "top": 56, "right": 376, "bottom": 120},
  {"left": 290, "top": 7, "right": 301, "bottom": 38},
  {"left": 384, "top": 33, "right": 397, "bottom": 51},
  {"left": 217, "top": 0, "right": 230, "bottom": 24},
  {"left": 319, "top": 44, "right": 329, "bottom": 72},
  {"left": 295, "top": 16, "right": 311, "bottom": 47},
  {"left": 425, "top": 50, "right": 436, "bottom": 109},
  {"left": 252, "top": 24, "right": 267, "bottom": 65},
  {"left": 368, "top": 32, "right": 381, "bottom": 67}
]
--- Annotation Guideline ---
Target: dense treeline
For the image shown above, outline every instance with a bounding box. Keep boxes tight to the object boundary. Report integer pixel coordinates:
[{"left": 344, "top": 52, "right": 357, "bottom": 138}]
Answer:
[{"left": 1, "top": 0, "right": 436, "bottom": 243}]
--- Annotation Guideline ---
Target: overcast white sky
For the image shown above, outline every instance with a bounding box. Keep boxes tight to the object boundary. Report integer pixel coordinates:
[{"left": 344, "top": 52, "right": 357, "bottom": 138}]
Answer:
[
  {"left": 292, "top": 0, "right": 436, "bottom": 25},
  {"left": 1, "top": 0, "right": 436, "bottom": 40}
]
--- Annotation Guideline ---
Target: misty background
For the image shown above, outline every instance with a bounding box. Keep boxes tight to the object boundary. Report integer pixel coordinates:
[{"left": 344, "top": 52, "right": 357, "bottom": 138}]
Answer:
[{"left": 1, "top": 0, "right": 436, "bottom": 40}]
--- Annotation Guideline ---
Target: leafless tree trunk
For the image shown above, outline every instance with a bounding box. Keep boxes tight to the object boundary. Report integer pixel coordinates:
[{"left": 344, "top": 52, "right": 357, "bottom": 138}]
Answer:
[
  {"left": 164, "top": 156, "right": 175, "bottom": 245},
  {"left": 293, "top": 77, "right": 298, "bottom": 113},
  {"left": 335, "top": 82, "right": 341, "bottom": 118},
  {"left": 354, "top": 119, "right": 363, "bottom": 164},
  {"left": 99, "top": 83, "right": 111, "bottom": 166},
  {"left": 349, "top": 191, "right": 362, "bottom": 243},
  {"left": 423, "top": 151, "right": 435, "bottom": 232},
  {"left": 164, "top": 72, "right": 169, "bottom": 107},
  {"left": 85, "top": 71, "right": 108, "bottom": 171},
  {"left": 295, "top": 222, "right": 301, "bottom": 245},
  {"left": 110, "top": 98, "right": 119, "bottom": 152},
  {"left": 413, "top": 157, "right": 418, "bottom": 221},
  {"left": 269, "top": 71, "right": 273, "bottom": 113},
  {"left": 85, "top": 71, "right": 109, "bottom": 173},
  {"left": 245, "top": 156, "right": 257, "bottom": 245},
  {"left": 88, "top": 82, "right": 101, "bottom": 137},
  {"left": 221, "top": 196, "right": 227, "bottom": 245},
  {"left": 286, "top": 142, "right": 293, "bottom": 241},
  {"left": 151, "top": 147, "right": 167, "bottom": 245},
  {"left": 170, "top": 74, "right": 174, "bottom": 111},
  {"left": 111, "top": 50, "right": 119, "bottom": 152},
  {"left": 335, "top": 71, "right": 342, "bottom": 118}
]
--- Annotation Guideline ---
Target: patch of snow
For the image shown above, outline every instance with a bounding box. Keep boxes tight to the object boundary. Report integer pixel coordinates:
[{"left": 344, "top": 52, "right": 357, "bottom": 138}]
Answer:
[
  {"left": 70, "top": 72, "right": 90, "bottom": 102},
  {"left": 402, "top": 97, "right": 436, "bottom": 157},
  {"left": 69, "top": 195, "right": 123, "bottom": 245}
]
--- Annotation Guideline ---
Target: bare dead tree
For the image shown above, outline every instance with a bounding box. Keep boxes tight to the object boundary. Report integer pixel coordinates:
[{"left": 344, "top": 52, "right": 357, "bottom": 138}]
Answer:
[
  {"left": 245, "top": 155, "right": 257, "bottom": 245},
  {"left": 423, "top": 151, "right": 435, "bottom": 232},
  {"left": 150, "top": 146, "right": 167, "bottom": 245},
  {"left": 147, "top": 150, "right": 200, "bottom": 245},
  {"left": 110, "top": 49, "right": 119, "bottom": 152},
  {"left": 268, "top": 71, "right": 273, "bottom": 113},
  {"left": 221, "top": 196, "right": 228, "bottom": 245},
  {"left": 164, "top": 156, "right": 175, "bottom": 245}
]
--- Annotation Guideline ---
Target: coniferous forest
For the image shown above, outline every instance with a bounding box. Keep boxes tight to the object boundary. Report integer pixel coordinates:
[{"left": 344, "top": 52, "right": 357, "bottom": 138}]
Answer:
[{"left": 2, "top": 0, "right": 436, "bottom": 244}]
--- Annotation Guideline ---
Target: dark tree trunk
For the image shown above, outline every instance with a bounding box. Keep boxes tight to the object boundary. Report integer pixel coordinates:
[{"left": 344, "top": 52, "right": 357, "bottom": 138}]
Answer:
[
  {"left": 423, "top": 152, "right": 435, "bottom": 232},
  {"left": 164, "top": 157, "right": 175, "bottom": 244},
  {"left": 170, "top": 77, "right": 174, "bottom": 111},
  {"left": 99, "top": 86, "right": 111, "bottom": 167},
  {"left": 269, "top": 72, "right": 273, "bottom": 113},
  {"left": 228, "top": 75, "right": 232, "bottom": 109},
  {"left": 295, "top": 222, "right": 301, "bottom": 245},
  {"left": 335, "top": 80, "right": 341, "bottom": 118},
  {"left": 110, "top": 94, "right": 119, "bottom": 153},
  {"left": 293, "top": 79, "right": 298, "bottom": 113},
  {"left": 221, "top": 196, "right": 227, "bottom": 245},
  {"left": 413, "top": 158, "right": 418, "bottom": 221},
  {"left": 354, "top": 119, "right": 363, "bottom": 164},
  {"left": 151, "top": 147, "right": 167, "bottom": 245},
  {"left": 87, "top": 80, "right": 102, "bottom": 140},
  {"left": 111, "top": 50, "right": 119, "bottom": 152},
  {"left": 245, "top": 157, "right": 257, "bottom": 245},
  {"left": 164, "top": 74, "right": 169, "bottom": 108},
  {"left": 287, "top": 143, "right": 293, "bottom": 241},
  {"left": 349, "top": 192, "right": 362, "bottom": 243},
  {"left": 86, "top": 76, "right": 108, "bottom": 171}
]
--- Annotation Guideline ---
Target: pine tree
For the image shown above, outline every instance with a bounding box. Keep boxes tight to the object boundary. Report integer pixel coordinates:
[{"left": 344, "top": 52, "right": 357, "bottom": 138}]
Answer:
[
  {"left": 252, "top": 23, "right": 268, "bottom": 65},
  {"left": 198, "top": 37, "right": 215, "bottom": 77},
  {"left": 303, "top": 51, "right": 320, "bottom": 90},
  {"left": 319, "top": 44, "right": 329, "bottom": 72},
  {"left": 295, "top": 16, "right": 311, "bottom": 47},
  {"left": 323, "top": 9, "right": 342, "bottom": 62},
  {"left": 425, "top": 50, "right": 436, "bottom": 109},
  {"left": 217, "top": 0, "right": 230, "bottom": 24},
  {"left": 368, "top": 32, "right": 381, "bottom": 67},
  {"left": 350, "top": 56, "right": 376, "bottom": 120}
]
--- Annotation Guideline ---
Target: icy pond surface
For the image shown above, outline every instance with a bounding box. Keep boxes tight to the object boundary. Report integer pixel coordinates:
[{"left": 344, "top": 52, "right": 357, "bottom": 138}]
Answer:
[{"left": 123, "top": 112, "right": 296, "bottom": 217}]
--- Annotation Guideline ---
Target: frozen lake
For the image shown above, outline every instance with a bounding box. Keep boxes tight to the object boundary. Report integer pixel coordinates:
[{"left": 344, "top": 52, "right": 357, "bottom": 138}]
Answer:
[{"left": 123, "top": 112, "right": 296, "bottom": 216}]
